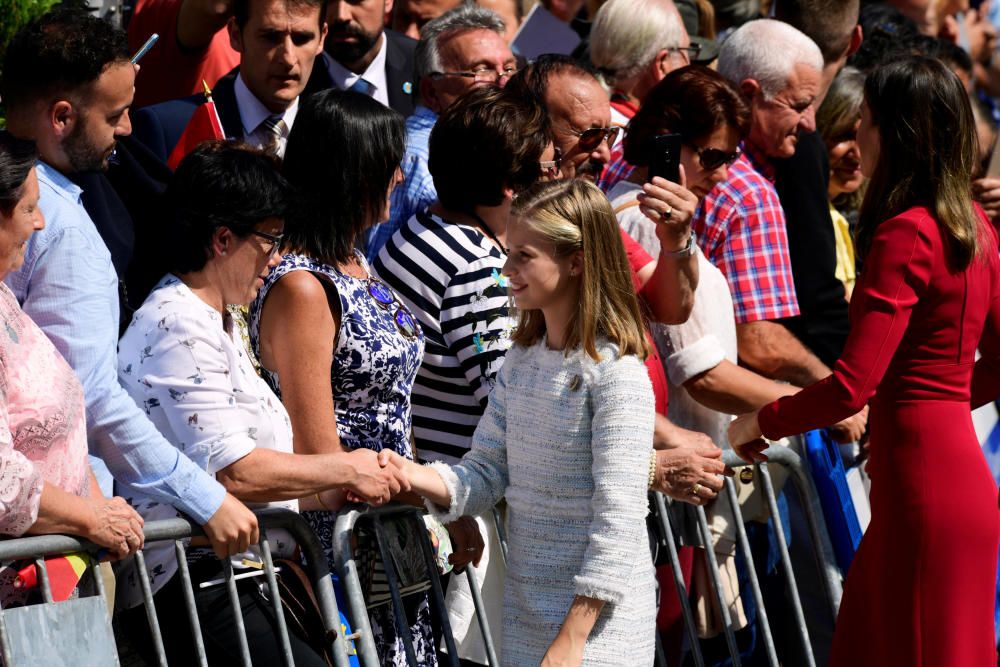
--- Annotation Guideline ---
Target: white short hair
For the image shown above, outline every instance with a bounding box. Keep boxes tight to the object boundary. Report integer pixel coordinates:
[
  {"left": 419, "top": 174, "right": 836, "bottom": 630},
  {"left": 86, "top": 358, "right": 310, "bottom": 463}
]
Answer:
[
  {"left": 589, "top": 0, "right": 685, "bottom": 89},
  {"left": 717, "top": 19, "right": 823, "bottom": 98}
]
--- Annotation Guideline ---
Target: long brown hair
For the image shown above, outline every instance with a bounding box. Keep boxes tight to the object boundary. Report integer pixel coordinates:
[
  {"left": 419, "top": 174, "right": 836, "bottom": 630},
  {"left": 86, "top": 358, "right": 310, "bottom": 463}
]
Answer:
[
  {"left": 509, "top": 180, "right": 651, "bottom": 361},
  {"left": 857, "top": 56, "right": 984, "bottom": 269}
]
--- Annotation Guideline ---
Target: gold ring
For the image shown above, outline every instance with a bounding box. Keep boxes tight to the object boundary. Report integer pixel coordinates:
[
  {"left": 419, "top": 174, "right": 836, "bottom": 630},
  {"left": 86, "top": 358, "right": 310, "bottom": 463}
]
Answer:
[
  {"left": 663, "top": 205, "right": 673, "bottom": 220},
  {"left": 691, "top": 483, "right": 702, "bottom": 496}
]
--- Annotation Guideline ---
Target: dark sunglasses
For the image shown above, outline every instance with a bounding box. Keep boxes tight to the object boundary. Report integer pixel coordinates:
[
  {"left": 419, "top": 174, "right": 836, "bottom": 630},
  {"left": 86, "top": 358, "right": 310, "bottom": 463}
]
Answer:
[
  {"left": 686, "top": 143, "right": 741, "bottom": 171},
  {"left": 573, "top": 126, "right": 621, "bottom": 152},
  {"left": 367, "top": 278, "right": 419, "bottom": 339}
]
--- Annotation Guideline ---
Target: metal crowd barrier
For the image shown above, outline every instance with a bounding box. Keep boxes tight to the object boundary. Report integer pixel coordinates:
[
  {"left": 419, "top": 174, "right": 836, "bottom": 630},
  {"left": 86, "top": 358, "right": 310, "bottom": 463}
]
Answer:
[
  {"left": 0, "top": 507, "right": 353, "bottom": 667},
  {"left": 652, "top": 443, "right": 845, "bottom": 667},
  {"left": 333, "top": 504, "right": 500, "bottom": 667}
]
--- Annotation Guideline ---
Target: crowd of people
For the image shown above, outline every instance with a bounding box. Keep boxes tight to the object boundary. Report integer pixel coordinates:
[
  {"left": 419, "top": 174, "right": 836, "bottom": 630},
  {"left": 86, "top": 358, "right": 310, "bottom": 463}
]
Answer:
[{"left": 1, "top": 0, "right": 1000, "bottom": 665}]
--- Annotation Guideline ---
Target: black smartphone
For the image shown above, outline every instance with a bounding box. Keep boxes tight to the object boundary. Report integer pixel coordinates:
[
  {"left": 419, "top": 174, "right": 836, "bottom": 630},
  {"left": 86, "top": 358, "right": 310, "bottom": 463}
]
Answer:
[{"left": 648, "top": 133, "right": 682, "bottom": 184}]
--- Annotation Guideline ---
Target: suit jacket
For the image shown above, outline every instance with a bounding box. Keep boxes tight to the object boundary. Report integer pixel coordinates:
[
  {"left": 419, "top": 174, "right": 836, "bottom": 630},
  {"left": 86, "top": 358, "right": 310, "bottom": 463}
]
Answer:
[
  {"left": 304, "top": 29, "right": 416, "bottom": 117},
  {"left": 131, "top": 70, "right": 244, "bottom": 164}
]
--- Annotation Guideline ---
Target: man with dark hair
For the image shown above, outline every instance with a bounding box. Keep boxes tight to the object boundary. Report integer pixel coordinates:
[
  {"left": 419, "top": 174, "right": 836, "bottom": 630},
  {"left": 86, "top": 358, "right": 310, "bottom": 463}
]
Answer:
[
  {"left": 2, "top": 7, "right": 259, "bottom": 561},
  {"left": 132, "top": 0, "right": 328, "bottom": 161},
  {"left": 304, "top": 0, "right": 417, "bottom": 114},
  {"left": 367, "top": 4, "right": 515, "bottom": 258}
]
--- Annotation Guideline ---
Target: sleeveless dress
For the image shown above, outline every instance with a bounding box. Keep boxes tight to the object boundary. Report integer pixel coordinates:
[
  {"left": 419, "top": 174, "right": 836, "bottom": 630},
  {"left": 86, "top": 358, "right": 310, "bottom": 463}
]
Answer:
[
  {"left": 756, "top": 207, "right": 1000, "bottom": 666},
  {"left": 249, "top": 252, "right": 431, "bottom": 667}
]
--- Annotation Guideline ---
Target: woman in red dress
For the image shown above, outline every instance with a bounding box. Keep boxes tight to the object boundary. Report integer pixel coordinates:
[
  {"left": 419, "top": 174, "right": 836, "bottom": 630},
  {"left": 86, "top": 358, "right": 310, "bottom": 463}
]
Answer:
[{"left": 728, "top": 56, "right": 1000, "bottom": 666}]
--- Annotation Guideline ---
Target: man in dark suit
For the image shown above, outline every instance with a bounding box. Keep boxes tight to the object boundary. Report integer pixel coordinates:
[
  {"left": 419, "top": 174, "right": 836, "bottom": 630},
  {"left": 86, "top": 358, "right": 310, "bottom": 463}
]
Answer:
[
  {"left": 132, "top": 0, "right": 328, "bottom": 162},
  {"left": 304, "top": 0, "right": 416, "bottom": 115}
]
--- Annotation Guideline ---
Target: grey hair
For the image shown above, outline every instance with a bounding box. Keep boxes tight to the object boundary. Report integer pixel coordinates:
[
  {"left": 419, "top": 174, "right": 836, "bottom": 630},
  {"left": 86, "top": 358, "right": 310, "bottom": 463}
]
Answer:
[
  {"left": 717, "top": 18, "right": 823, "bottom": 98},
  {"left": 414, "top": 4, "right": 506, "bottom": 84},
  {"left": 589, "top": 0, "right": 685, "bottom": 90}
]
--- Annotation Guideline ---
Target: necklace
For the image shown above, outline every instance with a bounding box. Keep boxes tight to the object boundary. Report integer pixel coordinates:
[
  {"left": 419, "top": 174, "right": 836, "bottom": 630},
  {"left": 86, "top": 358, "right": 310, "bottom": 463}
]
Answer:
[{"left": 467, "top": 210, "right": 508, "bottom": 255}]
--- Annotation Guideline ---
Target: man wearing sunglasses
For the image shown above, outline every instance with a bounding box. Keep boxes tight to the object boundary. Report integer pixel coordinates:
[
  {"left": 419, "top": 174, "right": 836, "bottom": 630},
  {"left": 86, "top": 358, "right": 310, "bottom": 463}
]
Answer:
[{"left": 367, "top": 4, "right": 515, "bottom": 258}]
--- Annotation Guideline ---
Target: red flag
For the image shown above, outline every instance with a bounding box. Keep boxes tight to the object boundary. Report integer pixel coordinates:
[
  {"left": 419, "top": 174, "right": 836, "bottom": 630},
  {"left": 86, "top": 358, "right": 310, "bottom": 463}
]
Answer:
[{"left": 167, "top": 84, "right": 225, "bottom": 170}]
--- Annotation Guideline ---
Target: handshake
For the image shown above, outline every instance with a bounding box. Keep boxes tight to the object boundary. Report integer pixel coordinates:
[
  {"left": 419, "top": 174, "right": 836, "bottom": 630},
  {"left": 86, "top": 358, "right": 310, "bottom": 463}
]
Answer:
[{"left": 340, "top": 447, "right": 416, "bottom": 507}]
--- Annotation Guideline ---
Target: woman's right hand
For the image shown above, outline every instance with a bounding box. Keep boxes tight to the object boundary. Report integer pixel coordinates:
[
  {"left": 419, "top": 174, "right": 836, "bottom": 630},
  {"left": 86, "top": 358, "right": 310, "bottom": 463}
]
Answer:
[
  {"left": 344, "top": 448, "right": 410, "bottom": 505},
  {"left": 83, "top": 496, "right": 145, "bottom": 560}
]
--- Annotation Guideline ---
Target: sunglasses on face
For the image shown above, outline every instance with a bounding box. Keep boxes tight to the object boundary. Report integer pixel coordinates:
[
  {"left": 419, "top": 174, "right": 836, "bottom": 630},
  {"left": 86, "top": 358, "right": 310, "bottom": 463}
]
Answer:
[
  {"left": 686, "top": 143, "right": 741, "bottom": 171},
  {"left": 573, "top": 126, "right": 621, "bottom": 152},
  {"left": 366, "top": 278, "right": 419, "bottom": 339}
]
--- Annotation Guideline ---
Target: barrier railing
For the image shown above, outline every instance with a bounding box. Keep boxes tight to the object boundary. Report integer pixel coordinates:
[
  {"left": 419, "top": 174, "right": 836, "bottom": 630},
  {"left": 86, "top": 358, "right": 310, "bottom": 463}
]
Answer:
[
  {"left": 333, "top": 503, "right": 499, "bottom": 667},
  {"left": 0, "top": 508, "right": 353, "bottom": 667},
  {"left": 652, "top": 443, "right": 844, "bottom": 667}
]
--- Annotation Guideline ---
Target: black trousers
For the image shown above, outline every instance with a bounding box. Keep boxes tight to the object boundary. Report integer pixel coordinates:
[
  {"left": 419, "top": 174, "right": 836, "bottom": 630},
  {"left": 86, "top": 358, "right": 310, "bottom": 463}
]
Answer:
[{"left": 121, "top": 560, "right": 328, "bottom": 666}]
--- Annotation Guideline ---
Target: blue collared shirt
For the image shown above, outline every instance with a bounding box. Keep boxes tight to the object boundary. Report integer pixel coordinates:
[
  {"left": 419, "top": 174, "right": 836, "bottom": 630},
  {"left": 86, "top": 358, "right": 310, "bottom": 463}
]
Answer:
[
  {"left": 5, "top": 162, "right": 226, "bottom": 523},
  {"left": 367, "top": 105, "right": 438, "bottom": 261}
]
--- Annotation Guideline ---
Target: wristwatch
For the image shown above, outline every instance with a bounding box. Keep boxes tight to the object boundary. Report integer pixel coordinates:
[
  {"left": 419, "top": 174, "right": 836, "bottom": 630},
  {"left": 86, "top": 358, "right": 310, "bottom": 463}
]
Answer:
[{"left": 663, "top": 234, "right": 695, "bottom": 259}]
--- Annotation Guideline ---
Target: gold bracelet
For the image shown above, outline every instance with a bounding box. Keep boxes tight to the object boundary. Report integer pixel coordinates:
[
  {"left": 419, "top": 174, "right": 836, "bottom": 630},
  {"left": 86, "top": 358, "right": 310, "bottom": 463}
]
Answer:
[
  {"left": 647, "top": 451, "right": 657, "bottom": 489},
  {"left": 315, "top": 492, "right": 331, "bottom": 511}
]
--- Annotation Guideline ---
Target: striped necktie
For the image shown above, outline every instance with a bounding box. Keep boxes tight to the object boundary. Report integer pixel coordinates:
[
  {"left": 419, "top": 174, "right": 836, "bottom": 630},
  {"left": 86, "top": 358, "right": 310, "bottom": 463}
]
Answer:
[{"left": 258, "top": 114, "right": 287, "bottom": 156}]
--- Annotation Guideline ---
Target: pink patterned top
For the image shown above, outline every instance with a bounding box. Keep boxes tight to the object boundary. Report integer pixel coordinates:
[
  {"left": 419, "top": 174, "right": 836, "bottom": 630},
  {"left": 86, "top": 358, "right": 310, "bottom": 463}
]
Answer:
[{"left": 0, "top": 283, "right": 89, "bottom": 536}]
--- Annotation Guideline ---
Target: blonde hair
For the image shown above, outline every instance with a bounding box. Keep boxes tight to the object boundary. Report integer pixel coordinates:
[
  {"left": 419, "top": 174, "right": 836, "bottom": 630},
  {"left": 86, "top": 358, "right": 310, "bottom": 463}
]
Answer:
[{"left": 509, "top": 180, "right": 651, "bottom": 361}]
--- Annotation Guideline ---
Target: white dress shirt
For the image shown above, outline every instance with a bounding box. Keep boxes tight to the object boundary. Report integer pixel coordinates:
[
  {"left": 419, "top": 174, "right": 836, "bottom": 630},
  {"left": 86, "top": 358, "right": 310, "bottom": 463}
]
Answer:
[
  {"left": 322, "top": 32, "right": 390, "bottom": 108},
  {"left": 234, "top": 73, "right": 299, "bottom": 156}
]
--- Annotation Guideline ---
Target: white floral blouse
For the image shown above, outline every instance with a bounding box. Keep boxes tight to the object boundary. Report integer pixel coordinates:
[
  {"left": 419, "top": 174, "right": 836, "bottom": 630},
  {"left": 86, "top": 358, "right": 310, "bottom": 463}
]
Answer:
[{"left": 116, "top": 275, "right": 296, "bottom": 604}]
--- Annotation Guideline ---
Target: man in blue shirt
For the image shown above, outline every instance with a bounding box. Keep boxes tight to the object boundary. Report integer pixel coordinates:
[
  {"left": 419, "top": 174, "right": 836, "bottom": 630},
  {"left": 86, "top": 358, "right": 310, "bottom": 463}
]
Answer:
[
  {"left": 367, "top": 4, "right": 516, "bottom": 259},
  {"left": 2, "top": 8, "right": 258, "bottom": 557}
]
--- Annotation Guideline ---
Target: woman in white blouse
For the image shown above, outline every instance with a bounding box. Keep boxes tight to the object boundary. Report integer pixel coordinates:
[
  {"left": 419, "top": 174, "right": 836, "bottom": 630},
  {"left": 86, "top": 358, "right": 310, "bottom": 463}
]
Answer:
[{"left": 117, "top": 142, "right": 407, "bottom": 666}]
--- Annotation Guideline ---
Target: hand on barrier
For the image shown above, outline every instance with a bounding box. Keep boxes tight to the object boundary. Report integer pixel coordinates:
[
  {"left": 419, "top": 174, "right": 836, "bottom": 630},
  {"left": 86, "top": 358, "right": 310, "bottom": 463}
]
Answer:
[
  {"left": 344, "top": 448, "right": 411, "bottom": 506},
  {"left": 445, "top": 516, "right": 485, "bottom": 571},
  {"left": 651, "top": 446, "right": 732, "bottom": 506},
  {"left": 829, "top": 405, "right": 868, "bottom": 444},
  {"left": 973, "top": 177, "right": 1000, "bottom": 222},
  {"left": 85, "top": 496, "right": 145, "bottom": 560},
  {"left": 202, "top": 493, "right": 260, "bottom": 558}
]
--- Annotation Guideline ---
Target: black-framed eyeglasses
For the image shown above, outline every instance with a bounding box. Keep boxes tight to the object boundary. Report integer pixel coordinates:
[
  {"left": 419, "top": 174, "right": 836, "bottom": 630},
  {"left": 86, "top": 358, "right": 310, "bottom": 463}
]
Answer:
[
  {"left": 430, "top": 66, "right": 518, "bottom": 85},
  {"left": 366, "top": 278, "right": 419, "bottom": 339},
  {"left": 573, "top": 126, "right": 621, "bottom": 152},
  {"left": 686, "top": 142, "right": 741, "bottom": 171},
  {"left": 667, "top": 44, "right": 702, "bottom": 63},
  {"left": 539, "top": 147, "right": 562, "bottom": 178},
  {"left": 250, "top": 230, "right": 286, "bottom": 258}
]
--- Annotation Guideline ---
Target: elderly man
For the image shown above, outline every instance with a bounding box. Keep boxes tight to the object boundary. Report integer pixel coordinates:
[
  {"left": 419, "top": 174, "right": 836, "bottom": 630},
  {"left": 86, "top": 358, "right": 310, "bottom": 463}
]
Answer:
[
  {"left": 770, "top": 0, "right": 863, "bottom": 369},
  {"left": 367, "top": 4, "right": 515, "bottom": 258},
  {"left": 696, "top": 19, "right": 832, "bottom": 390},
  {"left": 2, "top": 8, "right": 258, "bottom": 559},
  {"left": 133, "top": 0, "right": 328, "bottom": 161}
]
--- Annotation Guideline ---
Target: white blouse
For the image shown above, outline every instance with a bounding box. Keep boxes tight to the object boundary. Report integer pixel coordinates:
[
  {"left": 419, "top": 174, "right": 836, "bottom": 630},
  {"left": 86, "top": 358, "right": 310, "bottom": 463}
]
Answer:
[{"left": 117, "top": 275, "right": 296, "bottom": 602}]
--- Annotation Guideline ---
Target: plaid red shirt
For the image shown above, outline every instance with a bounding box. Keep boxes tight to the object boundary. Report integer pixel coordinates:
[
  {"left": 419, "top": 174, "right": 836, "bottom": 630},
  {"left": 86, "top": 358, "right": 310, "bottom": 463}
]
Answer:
[
  {"left": 598, "top": 145, "right": 634, "bottom": 192},
  {"left": 692, "top": 142, "right": 800, "bottom": 324}
]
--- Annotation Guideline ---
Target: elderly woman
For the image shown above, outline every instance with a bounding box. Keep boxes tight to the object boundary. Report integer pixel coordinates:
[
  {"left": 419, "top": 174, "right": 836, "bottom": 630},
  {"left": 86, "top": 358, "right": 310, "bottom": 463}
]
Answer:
[
  {"left": 249, "top": 90, "right": 439, "bottom": 666},
  {"left": 817, "top": 67, "right": 866, "bottom": 301},
  {"left": 117, "top": 142, "right": 403, "bottom": 666},
  {"left": 0, "top": 130, "right": 144, "bottom": 606}
]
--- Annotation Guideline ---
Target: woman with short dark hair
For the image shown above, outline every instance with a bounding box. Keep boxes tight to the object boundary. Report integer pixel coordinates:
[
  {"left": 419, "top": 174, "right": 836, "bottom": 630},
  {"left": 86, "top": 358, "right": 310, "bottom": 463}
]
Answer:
[
  {"left": 118, "top": 141, "right": 401, "bottom": 666},
  {"left": 730, "top": 56, "right": 1000, "bottom": 667}
]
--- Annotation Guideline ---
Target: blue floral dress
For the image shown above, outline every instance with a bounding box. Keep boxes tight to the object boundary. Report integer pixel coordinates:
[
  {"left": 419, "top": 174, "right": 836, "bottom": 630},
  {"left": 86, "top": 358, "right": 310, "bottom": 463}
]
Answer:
[{"left": 249, "top": 252, "right": 433, "bottom": 667}]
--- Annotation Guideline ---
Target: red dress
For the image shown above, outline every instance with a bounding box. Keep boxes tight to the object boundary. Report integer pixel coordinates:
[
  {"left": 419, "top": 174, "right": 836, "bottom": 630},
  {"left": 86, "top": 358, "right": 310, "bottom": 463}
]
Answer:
[{"left": 757, "top": 206, "right": 1000, "bottom": 666}]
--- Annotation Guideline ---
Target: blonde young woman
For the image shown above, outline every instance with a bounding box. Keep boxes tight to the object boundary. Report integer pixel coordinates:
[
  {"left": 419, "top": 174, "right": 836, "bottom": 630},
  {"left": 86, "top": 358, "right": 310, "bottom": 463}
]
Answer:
[{"left": 381, "top": 179, "right": 657, "bottom": 667}]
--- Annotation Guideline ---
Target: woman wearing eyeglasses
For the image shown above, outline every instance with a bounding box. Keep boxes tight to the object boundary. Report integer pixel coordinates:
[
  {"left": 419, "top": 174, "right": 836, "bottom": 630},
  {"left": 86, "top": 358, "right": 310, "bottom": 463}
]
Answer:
[
  {"left": 117, "top": 142, "right": 404, "bottom": 666},
  {"left": 248, "top": 89, "right": 442, "bottom": 667}
]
